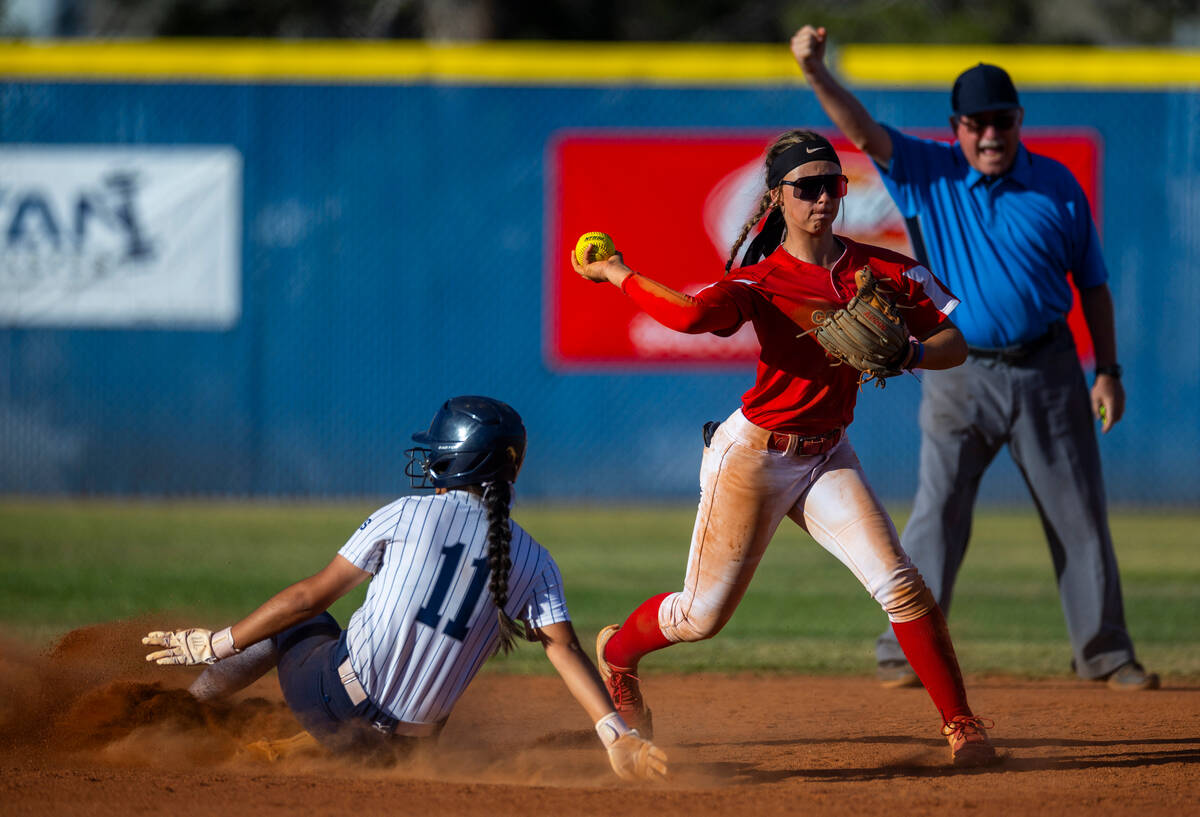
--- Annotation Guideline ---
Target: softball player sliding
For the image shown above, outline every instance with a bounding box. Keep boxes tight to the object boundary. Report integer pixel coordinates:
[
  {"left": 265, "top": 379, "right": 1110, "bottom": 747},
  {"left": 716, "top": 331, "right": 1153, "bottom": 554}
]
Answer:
[
  {"left": 142, "top": 396, "right": 667, "bottom": 782},
  {"left": 572, "top": 131, "right": 998, "bottom": 767}
]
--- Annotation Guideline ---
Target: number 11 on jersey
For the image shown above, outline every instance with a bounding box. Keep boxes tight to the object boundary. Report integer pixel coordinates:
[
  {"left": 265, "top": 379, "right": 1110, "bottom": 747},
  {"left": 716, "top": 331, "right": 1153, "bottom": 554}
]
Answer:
[{"left": 415, "top": 543, "right": 490, "bottom": 641}]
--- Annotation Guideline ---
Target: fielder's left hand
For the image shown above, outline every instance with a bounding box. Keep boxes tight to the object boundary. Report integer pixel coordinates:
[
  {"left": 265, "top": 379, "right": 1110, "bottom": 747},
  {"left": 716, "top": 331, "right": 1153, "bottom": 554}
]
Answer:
[{"left": 143, "top": 628, "right": 223, "bottom": 665}]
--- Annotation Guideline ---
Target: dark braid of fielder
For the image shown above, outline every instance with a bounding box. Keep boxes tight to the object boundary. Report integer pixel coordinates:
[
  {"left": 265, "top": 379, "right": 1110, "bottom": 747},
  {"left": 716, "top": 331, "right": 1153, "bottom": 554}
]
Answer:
[
  {"left": 725, "top": 191, "right": 774, "bottom": 272},
  {"left": 483, "top": 479, "right": 523, "bottom": 653}
]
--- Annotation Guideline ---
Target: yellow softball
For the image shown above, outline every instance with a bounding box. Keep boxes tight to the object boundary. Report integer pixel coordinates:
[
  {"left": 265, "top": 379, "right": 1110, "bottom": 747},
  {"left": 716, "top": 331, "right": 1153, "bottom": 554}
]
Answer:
[{"left": 574, "top": 231, "right": 615, "bottom": 265}]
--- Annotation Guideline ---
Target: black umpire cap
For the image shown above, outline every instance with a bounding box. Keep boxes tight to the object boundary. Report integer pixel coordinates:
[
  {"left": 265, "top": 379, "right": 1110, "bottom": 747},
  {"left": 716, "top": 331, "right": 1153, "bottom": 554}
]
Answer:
[{"left": 952, "top": 63, "right": 1020, "bottom": 116}]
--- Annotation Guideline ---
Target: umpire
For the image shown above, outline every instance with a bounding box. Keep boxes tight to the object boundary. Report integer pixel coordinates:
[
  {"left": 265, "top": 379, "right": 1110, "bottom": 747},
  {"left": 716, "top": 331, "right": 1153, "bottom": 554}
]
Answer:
[{"left": 792, "top": 26, "right": 1158, "bottom": 691}]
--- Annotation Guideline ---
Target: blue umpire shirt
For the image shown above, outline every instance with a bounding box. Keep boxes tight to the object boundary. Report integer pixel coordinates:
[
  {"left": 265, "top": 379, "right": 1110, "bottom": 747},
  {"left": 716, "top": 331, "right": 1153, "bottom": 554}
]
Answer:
[{"left": 877, "top": 124, "right": 1108, "bottom": 348}]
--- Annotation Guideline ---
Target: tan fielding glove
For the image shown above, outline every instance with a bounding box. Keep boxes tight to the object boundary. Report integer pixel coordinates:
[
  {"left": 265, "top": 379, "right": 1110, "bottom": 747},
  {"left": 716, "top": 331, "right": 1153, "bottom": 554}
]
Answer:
[
  {"left": 808, "top": 265, "right": 912, "bottom": 387},
  {"left": 596, "top": 712, "right": 668, "bottom": 782},
  {"left": 143, "top": 626, "right": 238, "bottom": 665}
]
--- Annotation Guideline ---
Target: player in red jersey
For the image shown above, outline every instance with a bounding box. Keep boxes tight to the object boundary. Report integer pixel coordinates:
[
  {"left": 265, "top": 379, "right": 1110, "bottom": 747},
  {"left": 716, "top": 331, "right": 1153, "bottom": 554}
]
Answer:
[{"left": 571, "top": 129, "right": 998, "bottom": 768}]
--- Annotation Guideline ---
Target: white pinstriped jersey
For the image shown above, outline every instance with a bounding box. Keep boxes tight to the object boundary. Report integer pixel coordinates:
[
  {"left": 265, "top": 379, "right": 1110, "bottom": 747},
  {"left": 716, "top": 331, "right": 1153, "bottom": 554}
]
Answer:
[{"left": 338, "top": 490, "right": 569, "bottom": 726}]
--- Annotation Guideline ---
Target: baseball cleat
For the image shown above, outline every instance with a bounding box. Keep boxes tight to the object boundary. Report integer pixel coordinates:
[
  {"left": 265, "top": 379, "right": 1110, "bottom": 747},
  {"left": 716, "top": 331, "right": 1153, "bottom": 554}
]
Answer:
[
  {"left": 1105, "top": 661, "right": 1161, "bottom": 691},
  {"left": 876, "top": 659, "right": 922, "bottom": 689},
  {"left": 942, "top": 715, "right": 998, "bottom": 768},
  {"left": 596, "top": 624, "right": 654, "bottom": 739}
]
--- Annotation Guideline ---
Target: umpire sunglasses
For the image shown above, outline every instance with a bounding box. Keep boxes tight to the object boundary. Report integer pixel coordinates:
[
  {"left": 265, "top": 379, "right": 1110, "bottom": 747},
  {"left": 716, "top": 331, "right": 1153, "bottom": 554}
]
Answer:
[
  {"left": 956, "top": 111, "right": 1019, "bottom": 132},
  {"left": 779, "top": 174, "right": 849, "bottom": 201}
]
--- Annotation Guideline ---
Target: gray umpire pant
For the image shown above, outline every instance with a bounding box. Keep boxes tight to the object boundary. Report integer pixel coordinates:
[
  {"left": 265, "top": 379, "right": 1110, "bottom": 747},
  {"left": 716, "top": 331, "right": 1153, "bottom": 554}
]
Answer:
[{"left": 875, "top": 325, "right": 1138, "bottom": 679}]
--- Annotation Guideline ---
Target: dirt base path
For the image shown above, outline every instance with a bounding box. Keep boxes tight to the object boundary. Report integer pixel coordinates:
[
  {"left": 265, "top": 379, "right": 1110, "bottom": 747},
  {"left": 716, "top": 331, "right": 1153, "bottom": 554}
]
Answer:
[{"left": 2, "top": 621, "right": 1197, "bottom": 816}]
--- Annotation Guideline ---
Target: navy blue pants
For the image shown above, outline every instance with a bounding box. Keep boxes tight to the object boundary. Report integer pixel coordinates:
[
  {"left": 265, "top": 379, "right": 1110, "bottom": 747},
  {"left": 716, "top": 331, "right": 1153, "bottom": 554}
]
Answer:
[{"left": 273, "top": 613, "right": 416, "bottom": 761}]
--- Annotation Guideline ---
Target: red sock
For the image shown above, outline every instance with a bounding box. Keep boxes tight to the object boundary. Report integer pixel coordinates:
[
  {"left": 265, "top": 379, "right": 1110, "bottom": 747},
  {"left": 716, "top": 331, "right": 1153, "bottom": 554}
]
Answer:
[
  {"left": 891, "top": 607, "right": 973, "bottom": 723},
  {"left": 603, "top": 592, "right": 674, "bottom": 670}
]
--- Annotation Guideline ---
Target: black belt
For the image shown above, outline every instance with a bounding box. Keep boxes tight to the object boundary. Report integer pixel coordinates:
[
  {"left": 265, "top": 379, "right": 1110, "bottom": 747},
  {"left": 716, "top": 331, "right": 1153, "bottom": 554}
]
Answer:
[{"left": 967, "top": 320, "right": 1066, "bottom": 364}]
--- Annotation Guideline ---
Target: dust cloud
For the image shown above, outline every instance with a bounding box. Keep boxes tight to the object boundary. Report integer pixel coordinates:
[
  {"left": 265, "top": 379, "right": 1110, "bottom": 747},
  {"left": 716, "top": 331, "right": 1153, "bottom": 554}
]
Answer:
[{"left": 0, "top": 618, "right": 611, "bottom": 786}]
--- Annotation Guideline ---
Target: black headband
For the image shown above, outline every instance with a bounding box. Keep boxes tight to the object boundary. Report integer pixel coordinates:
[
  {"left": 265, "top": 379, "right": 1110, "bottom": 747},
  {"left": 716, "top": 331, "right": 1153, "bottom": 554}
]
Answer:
[{"left": 767, "top": 140, "right": 841, "bottom": 187}]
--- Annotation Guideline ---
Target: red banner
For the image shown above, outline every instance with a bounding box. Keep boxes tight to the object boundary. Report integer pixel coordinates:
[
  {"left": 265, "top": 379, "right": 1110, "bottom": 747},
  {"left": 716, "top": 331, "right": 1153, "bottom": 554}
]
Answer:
[{"left": 546, "top": 130, "right": 1101, "bottom": 370}]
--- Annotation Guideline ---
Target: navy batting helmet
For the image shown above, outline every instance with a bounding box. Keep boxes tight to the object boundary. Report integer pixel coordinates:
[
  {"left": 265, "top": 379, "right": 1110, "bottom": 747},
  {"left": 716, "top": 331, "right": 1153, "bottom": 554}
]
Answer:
[{"left": 405, "top": 396, "right": 526, "bottom": 490}]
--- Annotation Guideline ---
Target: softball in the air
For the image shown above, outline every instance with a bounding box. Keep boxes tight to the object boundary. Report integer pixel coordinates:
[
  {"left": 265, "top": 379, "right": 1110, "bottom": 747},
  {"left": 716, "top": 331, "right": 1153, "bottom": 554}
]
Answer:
[{"left": 574, "top": 231, "right": 615, "bottom": 265}]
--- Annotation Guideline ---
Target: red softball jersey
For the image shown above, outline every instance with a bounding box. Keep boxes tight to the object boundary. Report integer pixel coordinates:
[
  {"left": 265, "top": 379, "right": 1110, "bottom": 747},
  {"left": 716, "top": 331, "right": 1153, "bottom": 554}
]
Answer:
[{"left": 621, "top": 236, "right": 959, "bottom": 435}]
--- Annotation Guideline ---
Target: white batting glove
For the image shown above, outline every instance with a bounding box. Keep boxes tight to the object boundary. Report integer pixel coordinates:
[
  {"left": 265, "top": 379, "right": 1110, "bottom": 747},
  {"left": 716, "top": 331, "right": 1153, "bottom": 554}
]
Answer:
[
  {"left": 595, "top": 712, "right": 668, "bottom": 782},
  {"left": 143, "top": 626, "right": 238, "bottom": 665}
]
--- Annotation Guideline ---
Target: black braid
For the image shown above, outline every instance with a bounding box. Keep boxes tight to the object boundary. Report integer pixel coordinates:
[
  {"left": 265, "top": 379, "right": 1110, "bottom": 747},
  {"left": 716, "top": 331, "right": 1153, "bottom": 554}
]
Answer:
[
  {"left": 482, "top": 480, "right": 523, "bottom": 654},
  {"left": 725, "top": 191, "right": 775, "bottom": 272}
]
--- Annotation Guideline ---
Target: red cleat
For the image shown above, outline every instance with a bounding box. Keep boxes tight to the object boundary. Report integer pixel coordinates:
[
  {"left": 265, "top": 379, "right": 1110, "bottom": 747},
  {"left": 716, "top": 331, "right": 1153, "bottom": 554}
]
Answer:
[
  {"left": 596, "top": 624, "right": 654, "bottom": 739},
  {"left": 942, "top": 715, "right": 998, "bottom": 768}
]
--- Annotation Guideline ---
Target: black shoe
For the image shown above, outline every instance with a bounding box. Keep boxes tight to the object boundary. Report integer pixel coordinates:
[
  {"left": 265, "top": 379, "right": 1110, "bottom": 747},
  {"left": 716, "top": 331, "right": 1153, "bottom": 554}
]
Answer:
[
  {"left": 877, "top": 659, "right": 922, "bottom": 689},
  {"left": 1105, "top": 661, "right": 1160, "bottom": 691}
]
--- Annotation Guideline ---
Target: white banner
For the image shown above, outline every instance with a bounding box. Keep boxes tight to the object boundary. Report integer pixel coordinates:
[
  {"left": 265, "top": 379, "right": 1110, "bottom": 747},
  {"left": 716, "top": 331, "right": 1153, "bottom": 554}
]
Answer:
[{"left": 0, "top": 146, "right": 242, "bottom": 328}]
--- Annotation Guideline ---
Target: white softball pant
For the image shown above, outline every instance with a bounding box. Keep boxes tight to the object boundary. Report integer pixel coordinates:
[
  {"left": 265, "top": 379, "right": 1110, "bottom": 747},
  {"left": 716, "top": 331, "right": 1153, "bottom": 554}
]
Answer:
[{"left": 659, "top": 409, "right": 934, "bottom": 643}]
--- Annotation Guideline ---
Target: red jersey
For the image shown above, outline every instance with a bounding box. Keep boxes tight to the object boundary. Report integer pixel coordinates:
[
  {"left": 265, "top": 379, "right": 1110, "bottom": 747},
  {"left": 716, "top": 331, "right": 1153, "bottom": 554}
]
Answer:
[{"left": 621, "top": 236, "right": 958, "bottom": 434}]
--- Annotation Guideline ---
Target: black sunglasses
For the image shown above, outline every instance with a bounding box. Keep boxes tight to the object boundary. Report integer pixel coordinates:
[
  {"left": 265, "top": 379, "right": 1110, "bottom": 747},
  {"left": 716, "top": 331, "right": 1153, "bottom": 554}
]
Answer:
[
  {"left": 957, "top": 111, "right": 1019, "bottom": 133},
  {"left": 779, "top": 174, "right": 848, "bottom": 201}
]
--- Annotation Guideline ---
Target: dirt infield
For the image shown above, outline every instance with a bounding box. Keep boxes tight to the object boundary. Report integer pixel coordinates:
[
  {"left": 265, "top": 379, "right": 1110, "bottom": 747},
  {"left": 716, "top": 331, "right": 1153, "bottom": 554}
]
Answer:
[{"left": 2, "top": 621, "right": 1197, "bottom": 816}]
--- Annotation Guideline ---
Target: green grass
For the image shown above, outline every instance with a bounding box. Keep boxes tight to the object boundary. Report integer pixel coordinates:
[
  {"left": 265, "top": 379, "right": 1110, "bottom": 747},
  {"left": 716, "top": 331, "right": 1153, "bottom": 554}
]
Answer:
[{"left": 2, "top": 499, "right": 1197, "bottom": 679}]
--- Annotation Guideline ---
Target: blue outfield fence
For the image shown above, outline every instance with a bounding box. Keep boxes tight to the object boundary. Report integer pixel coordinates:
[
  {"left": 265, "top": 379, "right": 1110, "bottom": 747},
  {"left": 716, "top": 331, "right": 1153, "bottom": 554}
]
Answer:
[{"left": 1, "top": 43, "right": 1198, "bottom": 503}]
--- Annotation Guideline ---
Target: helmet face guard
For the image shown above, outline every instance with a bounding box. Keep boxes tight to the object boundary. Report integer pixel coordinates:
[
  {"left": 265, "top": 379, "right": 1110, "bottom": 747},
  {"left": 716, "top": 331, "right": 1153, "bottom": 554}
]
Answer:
[
  {"left": 406, "top": 396, "right": 526, "bottom": 490},
  {"left": 404, "top": 446, "right": 436, "bottom": 488}
]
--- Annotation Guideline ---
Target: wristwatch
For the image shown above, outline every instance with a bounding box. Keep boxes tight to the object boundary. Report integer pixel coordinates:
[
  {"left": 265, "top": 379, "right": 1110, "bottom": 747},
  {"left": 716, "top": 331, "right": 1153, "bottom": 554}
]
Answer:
[{"left": 1095, "top": 364, "right": 1123, "bottom": 379}]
